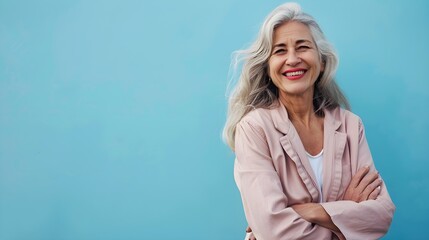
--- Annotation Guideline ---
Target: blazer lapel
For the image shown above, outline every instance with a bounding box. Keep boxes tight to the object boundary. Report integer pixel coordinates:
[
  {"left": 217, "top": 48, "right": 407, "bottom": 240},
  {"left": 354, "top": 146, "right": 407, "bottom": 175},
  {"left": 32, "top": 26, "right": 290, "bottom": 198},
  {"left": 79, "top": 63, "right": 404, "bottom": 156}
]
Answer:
[
  {"left": 271, "top": 101, "right": 321, "bottom": 202},
  {"left": 322, "top": 108, "right": 347, "bottom": 202}
]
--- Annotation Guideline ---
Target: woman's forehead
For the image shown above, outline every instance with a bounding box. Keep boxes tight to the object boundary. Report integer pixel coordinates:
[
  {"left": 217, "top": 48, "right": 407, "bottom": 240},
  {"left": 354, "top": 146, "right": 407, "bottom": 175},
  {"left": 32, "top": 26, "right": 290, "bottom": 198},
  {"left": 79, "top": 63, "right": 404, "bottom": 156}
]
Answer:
[{"left": 273, "top": 21, "right": 313, "bottom": 44}]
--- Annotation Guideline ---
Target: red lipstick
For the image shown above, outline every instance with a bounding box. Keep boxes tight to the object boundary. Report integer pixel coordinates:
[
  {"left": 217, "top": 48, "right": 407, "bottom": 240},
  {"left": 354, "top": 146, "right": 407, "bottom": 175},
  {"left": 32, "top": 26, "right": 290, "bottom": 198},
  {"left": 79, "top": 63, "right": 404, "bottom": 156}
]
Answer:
[{"left": 283, "top": 68, "right": 307, "bottom": 80}]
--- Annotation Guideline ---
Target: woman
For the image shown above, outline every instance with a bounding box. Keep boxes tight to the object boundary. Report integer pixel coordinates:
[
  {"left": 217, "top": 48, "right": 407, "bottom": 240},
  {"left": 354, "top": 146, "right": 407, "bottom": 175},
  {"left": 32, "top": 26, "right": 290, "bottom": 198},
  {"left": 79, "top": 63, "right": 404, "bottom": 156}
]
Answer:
[{"left": 223, "top": 2, "right": 395, "bottom": 240}]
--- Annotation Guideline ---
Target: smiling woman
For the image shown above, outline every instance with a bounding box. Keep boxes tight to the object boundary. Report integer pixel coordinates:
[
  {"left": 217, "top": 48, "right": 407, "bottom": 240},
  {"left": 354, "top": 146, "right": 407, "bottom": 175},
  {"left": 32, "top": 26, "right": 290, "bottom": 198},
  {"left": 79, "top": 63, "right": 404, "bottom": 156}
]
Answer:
[
  {"left": 269, "top": 21, "right": 325, "bottom": 121},
  {"left": 223, "top": 2, "right": 395, "bottom": 240}
]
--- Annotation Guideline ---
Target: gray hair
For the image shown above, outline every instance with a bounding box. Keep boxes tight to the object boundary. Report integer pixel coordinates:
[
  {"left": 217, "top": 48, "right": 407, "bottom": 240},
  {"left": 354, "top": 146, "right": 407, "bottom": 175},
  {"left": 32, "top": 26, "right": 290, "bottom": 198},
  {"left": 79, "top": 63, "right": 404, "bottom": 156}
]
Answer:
[{"left": 223, "top": 2, "right": 350, "bottom": 150}]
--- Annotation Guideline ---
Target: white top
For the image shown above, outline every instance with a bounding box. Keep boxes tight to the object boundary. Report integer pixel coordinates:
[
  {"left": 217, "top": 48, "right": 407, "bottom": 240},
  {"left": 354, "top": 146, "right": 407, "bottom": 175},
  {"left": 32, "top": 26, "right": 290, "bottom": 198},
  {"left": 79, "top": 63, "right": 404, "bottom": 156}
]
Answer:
[{"left": 305, "top": 149, "right": 323, "bottom": 202}]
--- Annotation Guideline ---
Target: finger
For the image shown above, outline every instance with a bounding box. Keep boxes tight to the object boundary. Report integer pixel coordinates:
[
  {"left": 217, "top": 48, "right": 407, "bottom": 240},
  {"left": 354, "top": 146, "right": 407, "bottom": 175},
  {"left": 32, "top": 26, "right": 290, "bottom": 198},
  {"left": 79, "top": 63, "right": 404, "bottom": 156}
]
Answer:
[
  {"left": 368, "top": 185, "right": 381, "bottom": 200},
  {"left": 349, "top": 166, "right": 370, "bottom": 188},
  {"left": 360, "top": 177, "right": 382, "bottom": 201},
  {"left": 355, "top": 171, "right": 379, "bottom": 193}
]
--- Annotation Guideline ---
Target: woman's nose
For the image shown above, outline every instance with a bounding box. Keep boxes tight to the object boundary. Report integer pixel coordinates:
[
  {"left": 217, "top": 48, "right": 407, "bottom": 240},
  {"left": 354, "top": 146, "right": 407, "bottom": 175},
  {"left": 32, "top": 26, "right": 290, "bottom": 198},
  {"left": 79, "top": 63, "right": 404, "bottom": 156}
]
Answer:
[{"left": 285, "top": 51, "right": 301, "bottom": 66}]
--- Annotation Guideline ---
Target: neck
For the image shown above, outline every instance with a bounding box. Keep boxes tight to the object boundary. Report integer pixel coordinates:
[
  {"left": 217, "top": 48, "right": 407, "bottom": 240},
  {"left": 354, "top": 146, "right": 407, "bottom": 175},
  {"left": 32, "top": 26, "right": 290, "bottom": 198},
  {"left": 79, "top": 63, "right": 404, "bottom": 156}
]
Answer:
[{"left": 279, "top": 90, "right": 317, "bottom": 127}]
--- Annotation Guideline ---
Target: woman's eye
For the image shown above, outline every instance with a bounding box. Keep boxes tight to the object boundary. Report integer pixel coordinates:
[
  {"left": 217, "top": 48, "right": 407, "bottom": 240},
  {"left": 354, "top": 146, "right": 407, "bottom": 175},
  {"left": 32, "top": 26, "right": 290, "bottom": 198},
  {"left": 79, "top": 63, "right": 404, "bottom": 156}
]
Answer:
[
  {"left": 274, "top": 49, "right": 285, "bottom": 54},
  {"left": 297, "top": 45, "right": 310, "bottom": 50}
]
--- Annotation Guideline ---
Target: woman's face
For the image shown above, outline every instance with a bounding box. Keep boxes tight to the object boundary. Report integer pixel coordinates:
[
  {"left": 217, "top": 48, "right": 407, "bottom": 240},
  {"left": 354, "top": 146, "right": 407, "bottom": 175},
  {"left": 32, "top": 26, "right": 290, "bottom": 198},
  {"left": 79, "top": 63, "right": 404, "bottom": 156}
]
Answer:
[{"left": 268, "top": 21, "right": 324, "bottom": 99}]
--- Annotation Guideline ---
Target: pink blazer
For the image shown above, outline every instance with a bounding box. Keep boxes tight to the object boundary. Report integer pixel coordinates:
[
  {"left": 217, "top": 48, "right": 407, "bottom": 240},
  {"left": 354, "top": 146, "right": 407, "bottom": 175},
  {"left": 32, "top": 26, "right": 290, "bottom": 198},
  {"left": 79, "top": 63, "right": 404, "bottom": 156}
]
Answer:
[{"left": 234, "top": 101, "right": 395, "bottom": 240}]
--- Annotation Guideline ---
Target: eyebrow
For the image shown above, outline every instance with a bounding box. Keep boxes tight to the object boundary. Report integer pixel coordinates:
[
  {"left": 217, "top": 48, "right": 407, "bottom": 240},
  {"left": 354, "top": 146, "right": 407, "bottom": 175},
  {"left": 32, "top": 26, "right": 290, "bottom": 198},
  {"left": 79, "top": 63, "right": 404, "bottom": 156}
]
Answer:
[{"left": 272, "top": 39, "right": 313, "bottom": 49}]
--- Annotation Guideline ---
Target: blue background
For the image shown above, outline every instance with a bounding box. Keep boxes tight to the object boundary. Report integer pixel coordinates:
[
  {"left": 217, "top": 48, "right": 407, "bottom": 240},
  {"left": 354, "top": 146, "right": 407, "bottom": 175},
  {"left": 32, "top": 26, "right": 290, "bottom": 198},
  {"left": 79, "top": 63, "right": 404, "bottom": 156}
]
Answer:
[{"left": 1, "top": 0, "right": 428, "bottom": 239}]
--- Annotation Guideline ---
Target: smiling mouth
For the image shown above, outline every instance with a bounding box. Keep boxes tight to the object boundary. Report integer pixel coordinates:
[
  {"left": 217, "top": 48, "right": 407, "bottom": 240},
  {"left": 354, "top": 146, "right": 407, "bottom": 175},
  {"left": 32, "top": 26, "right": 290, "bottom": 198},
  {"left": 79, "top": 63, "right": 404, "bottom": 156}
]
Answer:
[
  {"left": 283, "top": 70, "right": 305, "bottom": 77},
  {"left": 282, "top": 69, "right": 307, "bottom": 80}
]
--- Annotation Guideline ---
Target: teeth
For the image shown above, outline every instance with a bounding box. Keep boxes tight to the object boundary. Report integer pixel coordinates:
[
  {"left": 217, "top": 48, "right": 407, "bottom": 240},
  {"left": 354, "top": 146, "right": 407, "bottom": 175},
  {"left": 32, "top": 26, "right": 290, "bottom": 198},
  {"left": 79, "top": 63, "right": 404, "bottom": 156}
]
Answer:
[{"left": 285, "top": 70, "right": 305, "bottom": 77}]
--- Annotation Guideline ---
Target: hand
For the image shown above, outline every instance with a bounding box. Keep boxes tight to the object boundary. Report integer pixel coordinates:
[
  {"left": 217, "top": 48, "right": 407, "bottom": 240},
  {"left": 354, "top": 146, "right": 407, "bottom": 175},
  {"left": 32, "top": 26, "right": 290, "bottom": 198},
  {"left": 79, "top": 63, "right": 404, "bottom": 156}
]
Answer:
[
  {"left": 245, "top": 226, "right": 256, "bottom": 240},
  {"left": 343, "top": 166, "right": 382, "bottom": 202}
]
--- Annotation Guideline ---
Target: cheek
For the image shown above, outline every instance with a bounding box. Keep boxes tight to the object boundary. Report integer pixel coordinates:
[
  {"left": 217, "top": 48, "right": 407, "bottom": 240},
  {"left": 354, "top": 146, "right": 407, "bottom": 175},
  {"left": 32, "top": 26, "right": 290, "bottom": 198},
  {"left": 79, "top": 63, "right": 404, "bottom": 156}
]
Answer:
[
  {"left": 315, "top": 54, "right": 324, "bottom": 71},
  {"left": 267, "top": 63, "right": 274, "bottom": 78},
  {"left": 315, "top": 57, "right": 323, "bottom": 72},
  {"left": 268, "top": 58, "right": 274, "bottom": 69},
  {"left": 268, "top": 58, "right": 282, "bottom": 77}
]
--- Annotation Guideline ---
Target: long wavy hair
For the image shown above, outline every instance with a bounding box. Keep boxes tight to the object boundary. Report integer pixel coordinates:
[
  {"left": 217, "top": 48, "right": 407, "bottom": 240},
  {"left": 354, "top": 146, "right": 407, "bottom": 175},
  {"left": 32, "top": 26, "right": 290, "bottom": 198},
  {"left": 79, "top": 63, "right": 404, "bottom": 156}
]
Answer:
[{"left": 223, "top": 2, "right": 350, "bottom": 150}]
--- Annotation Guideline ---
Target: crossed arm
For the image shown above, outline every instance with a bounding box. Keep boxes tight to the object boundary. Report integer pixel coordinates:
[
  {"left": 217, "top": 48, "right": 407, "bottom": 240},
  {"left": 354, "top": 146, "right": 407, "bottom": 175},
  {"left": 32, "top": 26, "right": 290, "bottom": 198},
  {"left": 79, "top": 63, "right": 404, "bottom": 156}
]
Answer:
[
  {"left": 292, "top": 166, "right": 381, "bottom": 237},
  {"left": 245, "top": 166, "right": 382, "bottom": 240}
]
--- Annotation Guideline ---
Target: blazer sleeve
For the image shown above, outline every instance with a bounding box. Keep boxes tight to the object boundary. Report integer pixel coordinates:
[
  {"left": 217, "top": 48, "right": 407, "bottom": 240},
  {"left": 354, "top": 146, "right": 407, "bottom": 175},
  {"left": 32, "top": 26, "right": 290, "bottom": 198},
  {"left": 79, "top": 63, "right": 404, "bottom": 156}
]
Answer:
[
  {"left": 320, "top": 119, "right": 396, "bottom": 240},
  {"left": 234, "top": 119, "right": 334, "bottom": 240}
]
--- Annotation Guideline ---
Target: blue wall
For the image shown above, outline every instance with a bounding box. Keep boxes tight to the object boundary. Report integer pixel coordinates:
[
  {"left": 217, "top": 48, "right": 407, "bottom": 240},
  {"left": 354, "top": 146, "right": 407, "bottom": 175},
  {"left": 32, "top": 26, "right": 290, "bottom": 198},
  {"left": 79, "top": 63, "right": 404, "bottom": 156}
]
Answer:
[{"left": 0, "top": 0, "right": 427, "bottom": 239}]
